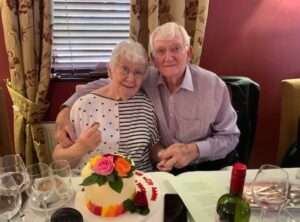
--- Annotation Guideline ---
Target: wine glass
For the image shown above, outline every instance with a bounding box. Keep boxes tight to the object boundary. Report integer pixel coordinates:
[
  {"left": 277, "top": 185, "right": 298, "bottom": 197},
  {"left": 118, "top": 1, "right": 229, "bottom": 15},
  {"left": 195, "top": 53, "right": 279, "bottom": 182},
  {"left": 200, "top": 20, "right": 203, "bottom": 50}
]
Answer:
[
  {"left": 49, "top": 160, "right": 74, "bottom": 206},
  {"left": 252, "top": 164, "right": 289, "bottom": 222},
  {"left": 0, "top": 173, "right": 22, "bottom": 221},
  {"left": 0, "top": 154, "right": 30, "bottom": 192},
  {"left": 25, "top": 162, "right": 55, "bottom": 221},
  {"left": 277, "top": 207, "right": 300, "bottom": 222},
  {"left": 276, "top": 207, "right": 300, "bottom": 222}
]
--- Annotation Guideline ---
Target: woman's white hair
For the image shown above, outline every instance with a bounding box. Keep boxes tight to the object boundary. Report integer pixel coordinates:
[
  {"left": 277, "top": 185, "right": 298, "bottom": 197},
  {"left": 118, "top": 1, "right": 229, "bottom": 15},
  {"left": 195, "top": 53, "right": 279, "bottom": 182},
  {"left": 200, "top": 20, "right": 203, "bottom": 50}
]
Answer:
[
  {"left": 109, "top": 40, "right": 149, "bottom": 70},
  {"left": 149, "top": 22, "right": 191, "bottom": 52}
]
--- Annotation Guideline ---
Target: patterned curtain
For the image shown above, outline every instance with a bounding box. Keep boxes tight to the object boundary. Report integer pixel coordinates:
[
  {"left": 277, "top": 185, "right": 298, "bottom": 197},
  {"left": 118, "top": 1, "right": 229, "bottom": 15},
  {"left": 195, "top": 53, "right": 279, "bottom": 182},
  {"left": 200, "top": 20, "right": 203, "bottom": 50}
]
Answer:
[
  {"left": 129, "top": 0, "right": 210, "bottom": 64},
  {"left": 0, "top": 0, "right": 53, "bottom": 165}
]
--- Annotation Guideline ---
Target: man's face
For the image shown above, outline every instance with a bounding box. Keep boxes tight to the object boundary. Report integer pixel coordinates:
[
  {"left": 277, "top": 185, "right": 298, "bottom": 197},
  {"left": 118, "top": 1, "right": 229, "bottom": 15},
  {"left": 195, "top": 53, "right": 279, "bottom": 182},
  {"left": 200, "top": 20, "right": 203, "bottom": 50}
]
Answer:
[{"left": 151, "top": 31, "right": 192, "bottom": 81}]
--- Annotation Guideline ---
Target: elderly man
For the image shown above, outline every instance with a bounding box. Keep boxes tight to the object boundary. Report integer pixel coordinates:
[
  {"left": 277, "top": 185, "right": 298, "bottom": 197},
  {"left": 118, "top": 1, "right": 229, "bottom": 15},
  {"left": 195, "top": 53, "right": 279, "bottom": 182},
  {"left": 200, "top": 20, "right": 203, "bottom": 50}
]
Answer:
[{"left": 55, "top": 22, "right": 240, "bottom": 174}]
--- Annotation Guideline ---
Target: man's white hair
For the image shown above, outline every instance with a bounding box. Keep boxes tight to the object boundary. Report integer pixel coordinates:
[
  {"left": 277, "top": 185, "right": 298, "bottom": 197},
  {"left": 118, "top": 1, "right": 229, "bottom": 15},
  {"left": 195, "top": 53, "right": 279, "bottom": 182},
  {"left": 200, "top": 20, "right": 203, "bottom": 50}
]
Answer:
[{"left": 149, "top": 22, "right": 191, "bottom": 52}]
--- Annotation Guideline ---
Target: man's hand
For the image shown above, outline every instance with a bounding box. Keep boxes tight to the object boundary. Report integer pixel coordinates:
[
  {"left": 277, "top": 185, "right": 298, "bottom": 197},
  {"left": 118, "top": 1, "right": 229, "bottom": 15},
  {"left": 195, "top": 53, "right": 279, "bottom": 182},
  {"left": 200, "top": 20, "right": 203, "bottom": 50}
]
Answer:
[
  {"left": 55, "top": 107, "right": 76, "bottom": 147},
  {"left": 156, "top": 143, "right": 199, "bottom": 171},
  {"left": 76, "top": 123, "right": 102, "bottom": 153}
]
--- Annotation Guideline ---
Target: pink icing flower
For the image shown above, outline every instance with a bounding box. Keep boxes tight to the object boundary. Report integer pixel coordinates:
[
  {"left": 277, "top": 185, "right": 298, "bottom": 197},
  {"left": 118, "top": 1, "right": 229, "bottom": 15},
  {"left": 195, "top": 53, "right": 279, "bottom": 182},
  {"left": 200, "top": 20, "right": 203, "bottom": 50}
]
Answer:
[{"left": 92, "top": 156, "right": 115, "bottom": 176}]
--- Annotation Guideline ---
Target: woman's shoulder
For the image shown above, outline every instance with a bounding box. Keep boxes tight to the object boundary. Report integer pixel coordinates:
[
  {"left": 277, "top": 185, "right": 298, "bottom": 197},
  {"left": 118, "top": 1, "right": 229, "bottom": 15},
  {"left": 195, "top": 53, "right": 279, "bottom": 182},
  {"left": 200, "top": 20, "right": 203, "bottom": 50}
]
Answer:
[
  {"left": 132, "top": 91, "right": 152, "bottom": 103},
  {"left": 73, "top": 93, "right": 106, "bottom": 106},
  {"left": 122, "top": 91, "right": 155, "bottom": 110}
]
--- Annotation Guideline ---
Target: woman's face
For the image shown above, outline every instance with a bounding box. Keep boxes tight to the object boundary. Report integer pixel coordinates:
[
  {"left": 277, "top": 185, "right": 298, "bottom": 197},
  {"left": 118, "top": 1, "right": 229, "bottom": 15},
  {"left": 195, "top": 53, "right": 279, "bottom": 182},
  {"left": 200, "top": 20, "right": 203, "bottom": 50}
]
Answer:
[{"left": 108, "top": 56, "right": 147, "bottom": 100}]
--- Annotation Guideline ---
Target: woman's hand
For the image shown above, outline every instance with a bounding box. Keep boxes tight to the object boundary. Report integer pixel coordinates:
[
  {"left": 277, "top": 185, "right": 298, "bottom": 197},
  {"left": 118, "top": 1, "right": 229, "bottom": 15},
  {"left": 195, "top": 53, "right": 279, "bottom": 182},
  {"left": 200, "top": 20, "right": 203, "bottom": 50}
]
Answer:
[
  {"left": 55, "top": 107, "right": 77, "bottom": 147},
  {"left": 76, "top": 123, "right": 102, "bottom": 153}
]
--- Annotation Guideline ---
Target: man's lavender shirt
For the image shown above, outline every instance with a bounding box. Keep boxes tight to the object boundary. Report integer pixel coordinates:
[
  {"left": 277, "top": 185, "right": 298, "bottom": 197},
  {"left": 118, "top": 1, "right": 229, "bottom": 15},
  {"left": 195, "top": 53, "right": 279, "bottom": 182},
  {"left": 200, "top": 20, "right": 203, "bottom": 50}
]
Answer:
[{"left": 63, "top": 64, "right": 240, "bottom": 162}]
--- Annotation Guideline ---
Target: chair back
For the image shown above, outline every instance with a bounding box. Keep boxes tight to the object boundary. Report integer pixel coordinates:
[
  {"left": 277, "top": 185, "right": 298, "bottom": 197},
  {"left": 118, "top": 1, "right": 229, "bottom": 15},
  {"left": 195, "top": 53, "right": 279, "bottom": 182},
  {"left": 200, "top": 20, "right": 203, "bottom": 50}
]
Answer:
[
  {"left": 41, "top": 121, "right": 56, "bottom": 160},
  {"left": 221, "top": 76, "right": 260, "bottom": 165},
  {"left": 278, "top": 78, "right": 300, "bottom": 165}
]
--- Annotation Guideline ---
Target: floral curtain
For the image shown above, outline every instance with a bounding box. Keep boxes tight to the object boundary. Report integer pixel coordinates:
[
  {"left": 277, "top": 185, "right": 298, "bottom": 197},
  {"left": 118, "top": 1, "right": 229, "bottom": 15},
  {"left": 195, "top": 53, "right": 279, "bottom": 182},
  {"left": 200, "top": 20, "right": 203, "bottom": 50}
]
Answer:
[
  {"left": 0, "top": 0, "right": 53, "bottom": 165},
  {"left": 129, "top": 0, "right": 210, "bottom": 64}
]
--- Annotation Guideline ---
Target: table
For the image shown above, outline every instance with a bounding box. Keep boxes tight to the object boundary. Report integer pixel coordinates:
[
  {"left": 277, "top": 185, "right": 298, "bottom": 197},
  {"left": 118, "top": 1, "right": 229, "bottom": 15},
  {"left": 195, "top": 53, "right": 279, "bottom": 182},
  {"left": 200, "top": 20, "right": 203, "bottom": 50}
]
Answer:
[{"left": 19, "top": 168, "right": 300, "bottom": 222}]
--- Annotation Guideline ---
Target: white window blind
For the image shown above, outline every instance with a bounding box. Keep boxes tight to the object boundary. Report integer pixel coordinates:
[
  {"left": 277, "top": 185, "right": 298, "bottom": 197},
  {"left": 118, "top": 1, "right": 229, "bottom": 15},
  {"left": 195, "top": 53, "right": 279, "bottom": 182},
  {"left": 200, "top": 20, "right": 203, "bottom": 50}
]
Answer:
[{"left": 52, "top": 0, "right": 130, "bottom": 77}]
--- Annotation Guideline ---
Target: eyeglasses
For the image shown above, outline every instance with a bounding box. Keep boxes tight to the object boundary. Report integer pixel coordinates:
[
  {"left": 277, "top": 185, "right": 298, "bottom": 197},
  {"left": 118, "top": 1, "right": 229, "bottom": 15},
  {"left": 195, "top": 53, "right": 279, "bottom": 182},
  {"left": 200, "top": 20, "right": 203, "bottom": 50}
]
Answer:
[
  {"left": 118, "top": 65, "right": 146, "bottom": 80},
  {"left": 154, "top": 44, "right": 185, "bottom": 57}
]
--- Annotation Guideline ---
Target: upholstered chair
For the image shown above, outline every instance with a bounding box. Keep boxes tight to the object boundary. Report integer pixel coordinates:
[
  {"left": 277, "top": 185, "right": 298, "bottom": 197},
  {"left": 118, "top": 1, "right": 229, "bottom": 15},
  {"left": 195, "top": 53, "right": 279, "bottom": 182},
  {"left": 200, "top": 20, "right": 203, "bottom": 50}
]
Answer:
[{"left": 277, "top": 78, "right": 300, "bottom": 166}]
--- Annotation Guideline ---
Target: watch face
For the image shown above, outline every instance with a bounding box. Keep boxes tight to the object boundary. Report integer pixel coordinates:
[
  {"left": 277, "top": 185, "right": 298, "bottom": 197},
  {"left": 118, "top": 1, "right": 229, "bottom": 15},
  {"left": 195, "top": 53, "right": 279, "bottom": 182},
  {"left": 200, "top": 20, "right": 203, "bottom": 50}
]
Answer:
[{"left": 164, "top": 194, "right": 187, "bottom": 222}]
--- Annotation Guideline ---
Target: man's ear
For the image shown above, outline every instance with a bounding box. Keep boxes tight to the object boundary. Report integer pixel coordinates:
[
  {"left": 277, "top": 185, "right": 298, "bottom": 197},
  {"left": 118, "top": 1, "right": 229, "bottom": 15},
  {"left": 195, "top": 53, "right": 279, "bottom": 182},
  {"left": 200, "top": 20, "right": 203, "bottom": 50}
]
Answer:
[
  {"left": 187, "top": 46, "right": 193, "bottom": 63},
  {"left": 150, "top": 52, "right": 160, "bottom": 69},
  {"left": 150, "top": 52, "right": 155, "bottom": 65}
]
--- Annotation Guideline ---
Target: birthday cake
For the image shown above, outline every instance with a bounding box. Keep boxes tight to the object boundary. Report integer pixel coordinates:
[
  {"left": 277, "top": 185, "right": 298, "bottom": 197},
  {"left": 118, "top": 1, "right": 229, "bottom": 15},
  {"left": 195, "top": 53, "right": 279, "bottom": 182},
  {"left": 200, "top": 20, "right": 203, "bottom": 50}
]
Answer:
[{"left": 80, "top": 154, "right": 149, "bottom": 217}]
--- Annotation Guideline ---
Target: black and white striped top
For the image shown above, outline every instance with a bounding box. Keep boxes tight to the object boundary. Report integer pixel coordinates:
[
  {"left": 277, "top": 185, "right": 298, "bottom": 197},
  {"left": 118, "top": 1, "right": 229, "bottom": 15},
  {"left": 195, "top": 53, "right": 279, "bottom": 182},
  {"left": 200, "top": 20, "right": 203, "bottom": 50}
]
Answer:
[{"left": 70, "top": 91, "right": 160, "bottom": 172}]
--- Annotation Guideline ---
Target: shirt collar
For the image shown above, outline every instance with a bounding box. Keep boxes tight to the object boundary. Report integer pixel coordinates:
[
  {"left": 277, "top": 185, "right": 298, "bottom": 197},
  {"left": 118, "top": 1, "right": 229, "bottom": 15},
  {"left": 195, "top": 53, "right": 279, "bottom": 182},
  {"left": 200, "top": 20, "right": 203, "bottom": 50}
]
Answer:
[{"left": 156, "top": 65, "right": 194, "bottom": 92}]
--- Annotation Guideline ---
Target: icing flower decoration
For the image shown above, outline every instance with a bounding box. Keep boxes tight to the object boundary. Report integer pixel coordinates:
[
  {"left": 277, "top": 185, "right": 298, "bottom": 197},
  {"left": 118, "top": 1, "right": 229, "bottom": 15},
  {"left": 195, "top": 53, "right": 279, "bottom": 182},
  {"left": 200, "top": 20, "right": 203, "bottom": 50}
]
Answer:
[
  {"left": 89, "top": 155, "right": 102, "bottom": 166},
  {"left": 92, "top": 156, "right": 115, "bottom": 176},
  {"left": 134, "top": 191, "right": 149, "bottom": 208},
  {"left": 123, "top": 191, "right": 150, "bottom": 215},
  {"left": 80, "top": 154, "right": 135, "bottom": 193},
  {"left": 115, "top": 156, "right": 131, "bottom": 177}
]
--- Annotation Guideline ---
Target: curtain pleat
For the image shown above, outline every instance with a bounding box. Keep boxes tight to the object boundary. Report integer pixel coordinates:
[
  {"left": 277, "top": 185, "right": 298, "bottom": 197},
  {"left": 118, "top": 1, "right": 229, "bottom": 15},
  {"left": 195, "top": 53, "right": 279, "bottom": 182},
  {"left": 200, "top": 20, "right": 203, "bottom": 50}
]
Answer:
[
  {"left": 129, "top": 0, "right": 210, "bottom": 64},
  {"left": 0, "top": 0, "right": 53, "bottom": 165}
]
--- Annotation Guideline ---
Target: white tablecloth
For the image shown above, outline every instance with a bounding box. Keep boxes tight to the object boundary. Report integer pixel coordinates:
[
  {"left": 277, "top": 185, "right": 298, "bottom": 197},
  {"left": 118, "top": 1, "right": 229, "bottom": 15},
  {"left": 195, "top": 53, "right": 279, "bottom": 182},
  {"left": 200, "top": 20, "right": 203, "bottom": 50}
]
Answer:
[{"left": 19, "top": 168, "right": 300, "bottom": 222}]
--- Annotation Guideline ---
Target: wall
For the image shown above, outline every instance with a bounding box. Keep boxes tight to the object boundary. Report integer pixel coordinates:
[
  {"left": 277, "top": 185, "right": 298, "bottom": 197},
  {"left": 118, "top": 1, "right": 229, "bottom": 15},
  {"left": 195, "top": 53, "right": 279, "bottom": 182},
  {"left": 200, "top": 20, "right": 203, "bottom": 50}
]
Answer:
[
  {"left": 200, "top": 0, "right": 300, "bottom": 167},
  {"left": 1, "top": 1, "right": 300, "bottom": 167}
]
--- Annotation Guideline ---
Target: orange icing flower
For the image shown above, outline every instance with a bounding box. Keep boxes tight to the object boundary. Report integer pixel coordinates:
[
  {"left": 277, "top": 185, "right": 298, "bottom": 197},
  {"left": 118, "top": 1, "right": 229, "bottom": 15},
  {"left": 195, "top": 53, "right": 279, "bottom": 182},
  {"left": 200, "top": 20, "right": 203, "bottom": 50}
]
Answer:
[{"left": 115, "top": 157, "right": 131, "bottom": 177}]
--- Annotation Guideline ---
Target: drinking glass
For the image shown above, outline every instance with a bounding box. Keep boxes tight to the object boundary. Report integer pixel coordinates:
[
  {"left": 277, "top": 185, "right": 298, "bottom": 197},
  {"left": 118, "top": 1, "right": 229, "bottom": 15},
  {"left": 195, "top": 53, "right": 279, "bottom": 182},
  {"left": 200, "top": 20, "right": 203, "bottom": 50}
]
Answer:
[
  {"left": 25, "top": 162, "right": 55, "bottom": 221},
  {"left": 49, "top": 160, "right": 74, "bottom": 206},
  {"left": 0, "top": 154, "right": 30, "bottom": 192},
  {"left": 0, "top": 174, "right": 22, "bottom": 221},
  {"left": 277, "top": 207, "right": 300, "bottom": 222},
  {"left": 252, "top": 164, "right": 289, "bottom": 222}
]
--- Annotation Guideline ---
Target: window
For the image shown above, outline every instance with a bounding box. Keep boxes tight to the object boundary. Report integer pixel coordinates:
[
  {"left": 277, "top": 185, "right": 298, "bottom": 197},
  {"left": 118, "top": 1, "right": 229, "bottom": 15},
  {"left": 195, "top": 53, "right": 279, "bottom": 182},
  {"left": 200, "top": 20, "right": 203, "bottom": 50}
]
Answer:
[{"left": 52, "top": 0, "right": 130, "bottom": 78}]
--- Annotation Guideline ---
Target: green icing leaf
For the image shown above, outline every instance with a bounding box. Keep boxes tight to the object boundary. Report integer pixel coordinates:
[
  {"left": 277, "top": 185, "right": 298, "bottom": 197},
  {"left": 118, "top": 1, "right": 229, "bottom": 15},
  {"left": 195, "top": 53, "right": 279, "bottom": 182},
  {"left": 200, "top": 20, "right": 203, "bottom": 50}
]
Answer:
[
  {"left": 96, "top": 175, "right": 107, "bottom": 186},
  {"left": 123, "top": 199, "right": 150, "bottom": 215},
  {"left": 109, "top": 174, "right": 123, "bottom": 193},
  {"left": 126, "top": 165, "right": 136, "bottom": 178},
  {"left": 123, "top": 199, "right": 135, "bottom": 212},
  {"left": 140, "top": 208, "right": 150, "bottom": 215},
  {"left": 107, "top": 173, "right": 115, "bottom": 182},
  {"left": 80, "top": 173, "right": 99, "bottom": 186}
]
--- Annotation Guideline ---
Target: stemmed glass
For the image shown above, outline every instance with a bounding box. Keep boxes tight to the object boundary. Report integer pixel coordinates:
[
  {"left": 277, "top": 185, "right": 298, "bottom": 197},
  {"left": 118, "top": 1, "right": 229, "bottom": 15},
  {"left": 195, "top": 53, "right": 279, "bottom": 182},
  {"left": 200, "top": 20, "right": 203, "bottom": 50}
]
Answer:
[
  {"left": 252, "top": 164, "right": 289, "bottom": 222},
  {"left": 0, "top": 154, "right": 30, "bottom": 220},
  {"left": 277, "top": 207, "right": 300, "bottom": 222},
  {"left": 49, "top": 160, "right": 74, "bottom": 206},
  {"left": 25, "top": 162, "right": 55, "bottom": 221},
  {"left": 0, "top": 154, "right": 30, "bottom": 192},
  {"left": 0, "top": 174, "right": 22, "bottom": 221}
]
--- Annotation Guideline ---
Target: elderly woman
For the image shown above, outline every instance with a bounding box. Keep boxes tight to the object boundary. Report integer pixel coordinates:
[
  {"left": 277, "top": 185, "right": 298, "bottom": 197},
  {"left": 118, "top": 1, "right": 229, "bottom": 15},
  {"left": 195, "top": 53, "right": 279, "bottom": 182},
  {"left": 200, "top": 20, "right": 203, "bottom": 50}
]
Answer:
[{"left": 52, "top": 40, "right": 160, "bottom": 172}]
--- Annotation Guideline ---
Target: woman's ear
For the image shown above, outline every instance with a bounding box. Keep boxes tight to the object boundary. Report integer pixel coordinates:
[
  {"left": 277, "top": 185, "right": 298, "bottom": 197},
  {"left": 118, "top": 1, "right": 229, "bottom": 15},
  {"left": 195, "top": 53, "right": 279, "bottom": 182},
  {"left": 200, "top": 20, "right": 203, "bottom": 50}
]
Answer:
[{"left": 107, "top": 64, "right": 112, "bottom": 79}]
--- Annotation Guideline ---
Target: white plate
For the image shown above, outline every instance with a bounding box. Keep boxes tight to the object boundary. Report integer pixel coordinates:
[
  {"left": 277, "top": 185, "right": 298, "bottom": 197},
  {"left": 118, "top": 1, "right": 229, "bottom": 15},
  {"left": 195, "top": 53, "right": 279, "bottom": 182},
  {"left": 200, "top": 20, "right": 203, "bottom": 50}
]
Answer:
[
  {"left": 75, "top": 171, "right": 161, "bottom": 222},
  {"left": 29, "top": 190, "right": 75, "bottom": 212},
  {"left": 29, "top": 197, "right": 64, "bottom": 212}
]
